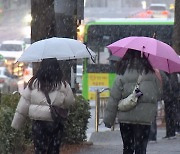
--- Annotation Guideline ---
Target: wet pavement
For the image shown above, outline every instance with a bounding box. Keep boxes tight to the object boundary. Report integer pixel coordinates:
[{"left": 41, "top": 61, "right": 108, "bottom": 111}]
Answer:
[
  {"left": 77, "top": 128, "right": 180, "bottom": 154},
  {"left": 76, "top": 101, "right": 180, "bottom": 154}
]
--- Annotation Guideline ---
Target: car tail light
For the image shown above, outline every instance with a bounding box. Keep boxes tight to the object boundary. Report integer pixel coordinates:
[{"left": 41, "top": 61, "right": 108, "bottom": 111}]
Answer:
[
  {"left": 161, "top": 11, "right": 169, "bottom": 15},
  {"left": 146, "top": 10, "right": 153, "bottom": 14},
  {"left": 24, "top": 69, "right": 30, "bottom": 76},
  {"left": 0, "top": 78, "right": 5, "bottom": 83}
]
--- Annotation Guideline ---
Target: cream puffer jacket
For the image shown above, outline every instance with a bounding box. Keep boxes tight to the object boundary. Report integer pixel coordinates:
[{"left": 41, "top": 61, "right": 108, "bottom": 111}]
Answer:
[{"left": 11, "top": 81, "right": 75, "bottom": 130}]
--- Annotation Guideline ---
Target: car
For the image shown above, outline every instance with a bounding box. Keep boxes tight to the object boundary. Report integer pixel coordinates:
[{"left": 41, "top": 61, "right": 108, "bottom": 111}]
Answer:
[
  {"left": 0, "top": 66, "right": 19, "bottom": 93},
  {"left": 0, "top": 40, "right": 25, "bottom": 64},
  {"left": 147, "top": 3, "right": 171, "bottom": 18}
]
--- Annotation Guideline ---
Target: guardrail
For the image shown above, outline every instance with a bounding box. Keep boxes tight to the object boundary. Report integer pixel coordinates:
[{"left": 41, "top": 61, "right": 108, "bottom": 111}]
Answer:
[
  {"left": 95, "top": 88, "right": 166, "bottom": 132},
  {"left": 95, "top": 88, "right": 110, "bottom": 132}
]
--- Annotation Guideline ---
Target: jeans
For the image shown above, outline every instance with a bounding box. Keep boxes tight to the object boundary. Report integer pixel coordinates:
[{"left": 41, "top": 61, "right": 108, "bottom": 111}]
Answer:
[
  {"left": 120, "top": 123, "right": 150, "bottom": 154},
  {"left": 32, "top": 120, "right": 64, "bottom": 154}
]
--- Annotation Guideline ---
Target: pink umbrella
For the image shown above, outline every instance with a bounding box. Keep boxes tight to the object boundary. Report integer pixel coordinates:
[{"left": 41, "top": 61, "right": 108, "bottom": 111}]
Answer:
[{"left": 107, "top": 36, "right": 180, "bottom": 73}]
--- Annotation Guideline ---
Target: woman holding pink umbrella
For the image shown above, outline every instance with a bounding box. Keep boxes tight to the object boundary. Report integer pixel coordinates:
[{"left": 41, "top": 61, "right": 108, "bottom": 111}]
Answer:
[{"left": 104, "top": 49, "right": 162, "bottom": 154}]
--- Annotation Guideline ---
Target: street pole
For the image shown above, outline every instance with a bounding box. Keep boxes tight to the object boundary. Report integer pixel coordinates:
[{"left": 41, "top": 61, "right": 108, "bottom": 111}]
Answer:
[
  {"left": 54, "top": 0, "right": 77, "bottom": 39},
  {"left": 54, "top": 0, "right": 84, "bottom": 92},
  {"left": 31, "top": 0, "right": 55, "bottom": 43},
  {"left": 31, "top": 0, "right": 84, "bottom": 92},
  {"left": 31, "top": 0, "right": 56, "bottom": 75},
  {"left": 54, "top": 0, "right": 77, "bottom": 91}
]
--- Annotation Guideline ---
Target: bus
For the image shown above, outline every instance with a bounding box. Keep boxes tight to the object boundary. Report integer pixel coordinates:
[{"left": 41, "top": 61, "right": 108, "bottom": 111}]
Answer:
[{"left": 78, "top": 18, "right": 174, "bottom": 100}]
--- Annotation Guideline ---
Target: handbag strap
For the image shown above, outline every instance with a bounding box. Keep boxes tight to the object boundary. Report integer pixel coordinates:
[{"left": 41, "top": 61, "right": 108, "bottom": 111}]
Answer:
[
  {"left": 137, "top": 74, "right": 143, "bottom": 85},
  {"left": 44, "top": 92, "right": 51, "bottom": 105},
  {"left": 134, "top": 73, "right": 143, "bottom": 91},
  {"left": 137, "top": 70, "right": 145, "bottom": 85}
]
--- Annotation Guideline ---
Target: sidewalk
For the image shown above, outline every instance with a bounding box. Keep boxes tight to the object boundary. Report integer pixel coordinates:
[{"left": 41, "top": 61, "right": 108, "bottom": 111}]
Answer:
[
  {"left": 76, "top": 101, "right": 180, "bottom": 154},
  {"left": 77, "top": 128, "right": 180, "bottom": 154}
]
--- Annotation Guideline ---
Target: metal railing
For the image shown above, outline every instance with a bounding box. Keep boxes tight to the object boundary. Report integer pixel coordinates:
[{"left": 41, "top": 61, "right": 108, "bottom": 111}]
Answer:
[
  {"left": 95, "top": 88, "right": 110, "bottom": 132},
  {"left": 156, "top": 100, "right": 165, "bottom": 127},
  {"left": 95, "top": 89, "right": 166, "bottom": 132}
]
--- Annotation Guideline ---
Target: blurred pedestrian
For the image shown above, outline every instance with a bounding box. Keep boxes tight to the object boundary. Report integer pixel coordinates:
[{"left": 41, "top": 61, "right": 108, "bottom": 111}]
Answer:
[
  {"left": 148, "top": 113, "right": 157, "bottom": 143},
  {"left": 104, "top": 50, "right": 161, "bottom": 154},
  {"left": 11, "top": 58, "right": 75, "bottom": 154},
  {"left": 149, "top": 70, "right": 163, "bottom": 143},
  {"left": 176, "top": 73, "right": 180, "bottom": 134},
  {"left": 161, "top": 72, "right": 179, "bottom": 139}
]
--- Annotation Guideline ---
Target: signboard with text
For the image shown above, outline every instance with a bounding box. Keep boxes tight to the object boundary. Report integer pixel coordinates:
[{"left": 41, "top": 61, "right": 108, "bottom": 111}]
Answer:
[{"left": 88, "top": 73, "right": 109, "bottom": 100}]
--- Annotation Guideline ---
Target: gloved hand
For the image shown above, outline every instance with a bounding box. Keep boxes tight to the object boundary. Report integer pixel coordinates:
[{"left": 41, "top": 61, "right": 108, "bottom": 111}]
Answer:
[{"left": 135, "top": 88, "right": 143, "bottom": 98}]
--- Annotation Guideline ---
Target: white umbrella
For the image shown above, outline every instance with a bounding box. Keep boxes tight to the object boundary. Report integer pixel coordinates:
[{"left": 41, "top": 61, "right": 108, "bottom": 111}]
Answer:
[{"left": 18, "top": 37, "right": 96, "bottom": 62}]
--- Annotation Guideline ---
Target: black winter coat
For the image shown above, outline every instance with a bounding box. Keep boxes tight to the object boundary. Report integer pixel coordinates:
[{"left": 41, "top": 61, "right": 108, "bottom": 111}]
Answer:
[{"left": 160, "top": 71, "right": 179, "bottom": 101}]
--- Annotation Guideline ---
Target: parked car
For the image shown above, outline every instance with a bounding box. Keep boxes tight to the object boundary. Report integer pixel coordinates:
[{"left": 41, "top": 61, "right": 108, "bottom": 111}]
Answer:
[
  {"left": 0, "top": 67, "right": 19, "bottom": 93},
  {"left": 0, "top": 40, "right": 25, "bottom": 64},
  {"left": 147, "top": 3, "right": 171, "bottom": 18}
]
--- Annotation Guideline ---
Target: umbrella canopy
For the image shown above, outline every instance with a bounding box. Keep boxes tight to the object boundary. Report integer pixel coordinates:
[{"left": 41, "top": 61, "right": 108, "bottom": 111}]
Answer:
[
  {"left": 107, "top": 36, "right": 180, "bottom": 73},
  {"left": 18, "top": 37, "right": 96, "bottom": 62}
]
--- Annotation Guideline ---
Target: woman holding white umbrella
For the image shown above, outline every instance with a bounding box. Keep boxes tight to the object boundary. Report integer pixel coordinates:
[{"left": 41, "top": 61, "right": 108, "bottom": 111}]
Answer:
[{"left": 11, "top": 58, "right": 75, "bottom": 154}]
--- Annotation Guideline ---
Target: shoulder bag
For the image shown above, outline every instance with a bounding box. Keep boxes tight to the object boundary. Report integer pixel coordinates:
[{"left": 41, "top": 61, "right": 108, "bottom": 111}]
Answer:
[
  {"left": 44, "top": 92, "right": 68, "bottom": 125},
  {"left": 118, "top": 74, "right": 143, "bottom": 112}
]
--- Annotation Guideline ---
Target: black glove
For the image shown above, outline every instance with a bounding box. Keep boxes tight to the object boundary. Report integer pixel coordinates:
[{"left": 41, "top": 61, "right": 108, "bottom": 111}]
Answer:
[{"left": 135, "top": 88, "right": 143, "bottom": 98}]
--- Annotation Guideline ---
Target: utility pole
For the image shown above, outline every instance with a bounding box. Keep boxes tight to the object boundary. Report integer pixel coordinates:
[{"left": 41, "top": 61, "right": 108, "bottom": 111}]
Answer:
[
  {"left": 31, "top": 0, "right": 55, "bottom": 74},
  {"left": 54, "top": 0, "right": 84, "bottom": 92},
  {"left": 54, "top": 0, "right": 77, "bottom": 39},
  {"left": 54, "top": 0, "right": 77, "bottom": 90},
  {"left": 172, "top": 0, "right": 180, "bottom": 55},
  {"left": 31, "top": 0, "right": 55, "bottom": 42},
  {"left": 31, "top": 0, "right": 84, "bottom": 91}
]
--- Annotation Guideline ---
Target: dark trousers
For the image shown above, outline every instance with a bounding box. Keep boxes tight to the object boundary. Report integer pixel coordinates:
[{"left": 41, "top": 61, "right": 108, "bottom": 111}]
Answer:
[
  {"left": 175, "top": 99, "right": 180, "bottom": 132},
  {"left": 32, "top": 120, "right": 64, "bottom": 154},
  {"left": 120, "top": 123, "right": 151, "bottom": 154},
  {"left": 164, "top": 100, "right": 176, "bottom": 137},
  {"left": 149, "top": 116, "right": 157, "bottom": 141}
]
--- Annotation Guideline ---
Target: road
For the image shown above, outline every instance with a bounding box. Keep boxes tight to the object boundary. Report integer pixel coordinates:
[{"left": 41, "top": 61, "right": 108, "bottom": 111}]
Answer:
[
  {"left": 83, "top": 102, "right": 180, "bottom": 154},
  {"left": 0, "top": 5, "right": 145, "bottom": 44},
  {"left": 0, "top": 4, "right": 30, "bottom": 43}
]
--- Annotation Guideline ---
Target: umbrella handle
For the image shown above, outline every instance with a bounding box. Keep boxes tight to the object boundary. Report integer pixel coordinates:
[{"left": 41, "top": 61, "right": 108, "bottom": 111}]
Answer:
[{"left": 86, "top": 46, "right": 96, "bottom": 63}]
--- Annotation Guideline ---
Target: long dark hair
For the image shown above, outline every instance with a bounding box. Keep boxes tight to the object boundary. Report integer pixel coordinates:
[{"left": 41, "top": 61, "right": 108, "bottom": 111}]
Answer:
[
  {"left": 28, "top": 58, "right": 64, "bottom": 93},
  {"left": 116, "top": 49, "right": 154, "bottom": 75}
]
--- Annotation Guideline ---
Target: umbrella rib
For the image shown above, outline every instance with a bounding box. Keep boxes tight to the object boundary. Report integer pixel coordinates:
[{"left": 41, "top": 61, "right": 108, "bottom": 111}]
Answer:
[
  {"left": 113, "top": 48, "right": 121, "bottom": 55},
  {"left": 66, "top": 40, "right": 76, "bottom": 59},
  {"left": 112, "top": 47, "right": 128, "bottom": 56},
  {"left": 167, "top": 59, "right": 170, "bottom": 73},
  {"left": 86, "top": 46, "right": 95, "bottom": 63}
]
